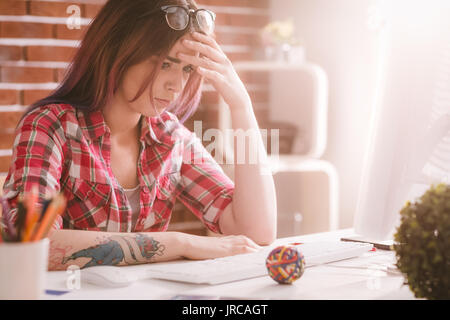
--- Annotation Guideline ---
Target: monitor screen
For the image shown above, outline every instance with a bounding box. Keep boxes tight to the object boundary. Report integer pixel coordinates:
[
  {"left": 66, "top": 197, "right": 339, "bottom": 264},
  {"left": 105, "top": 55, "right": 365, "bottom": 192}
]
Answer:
[{"left": 354, "top": 0, "right": 450, "bottom": 240}]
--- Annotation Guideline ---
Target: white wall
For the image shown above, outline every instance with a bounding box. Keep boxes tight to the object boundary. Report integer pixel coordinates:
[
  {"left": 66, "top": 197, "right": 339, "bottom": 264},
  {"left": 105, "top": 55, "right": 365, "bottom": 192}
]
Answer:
[{"left": 269, "top": 0, "right": 382, "bottom": 228}]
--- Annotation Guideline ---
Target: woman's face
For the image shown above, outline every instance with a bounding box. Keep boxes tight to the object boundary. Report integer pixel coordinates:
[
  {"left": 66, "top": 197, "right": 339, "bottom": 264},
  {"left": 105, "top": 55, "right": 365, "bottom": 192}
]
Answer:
[{"left": 118, "top": 33, "right": 199, "bottom": 117}]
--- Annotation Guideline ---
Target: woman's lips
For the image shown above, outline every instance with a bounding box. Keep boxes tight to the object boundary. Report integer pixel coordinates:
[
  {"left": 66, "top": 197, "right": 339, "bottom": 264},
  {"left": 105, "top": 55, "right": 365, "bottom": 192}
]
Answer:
[{"left": 155, "top": 98, "right": 171, "bottom": 108}]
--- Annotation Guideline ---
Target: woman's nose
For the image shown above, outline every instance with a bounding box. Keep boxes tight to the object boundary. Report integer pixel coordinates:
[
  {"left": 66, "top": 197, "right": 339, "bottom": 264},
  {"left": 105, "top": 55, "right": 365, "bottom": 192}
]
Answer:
[{"left": 165, "top": 73, "right": 184, "bottom": 93}]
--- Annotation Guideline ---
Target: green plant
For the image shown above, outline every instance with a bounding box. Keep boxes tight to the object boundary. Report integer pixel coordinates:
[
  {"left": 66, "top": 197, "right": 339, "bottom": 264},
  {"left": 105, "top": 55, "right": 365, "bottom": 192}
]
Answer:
[{"left": 393, "top": 183, "right": 450, "bottom": 299}]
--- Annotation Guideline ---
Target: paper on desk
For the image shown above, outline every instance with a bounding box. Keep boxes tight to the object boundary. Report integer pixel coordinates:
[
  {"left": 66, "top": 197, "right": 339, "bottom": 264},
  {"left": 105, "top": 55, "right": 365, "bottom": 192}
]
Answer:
[
  {"left": 181, "top": 266, "right": 383, "bottom": 300},
  {"left": 302, "top": 276, "right": 411, "bottom": 300},
  {"left": 320, "top": 251, "right": 397, "bottom": 271}
]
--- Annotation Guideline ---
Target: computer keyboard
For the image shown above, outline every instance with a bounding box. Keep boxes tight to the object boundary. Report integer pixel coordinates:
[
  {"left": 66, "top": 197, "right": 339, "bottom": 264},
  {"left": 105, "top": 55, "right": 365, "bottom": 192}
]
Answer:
[{"left": 145, "top": 241, "right": 373, "bottom": 285}]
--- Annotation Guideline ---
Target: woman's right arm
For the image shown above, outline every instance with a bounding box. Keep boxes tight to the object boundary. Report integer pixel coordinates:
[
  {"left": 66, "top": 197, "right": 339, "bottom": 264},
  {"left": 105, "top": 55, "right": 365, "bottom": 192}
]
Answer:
[
  {"left": 48, "top": 229, "right": 262, "bottom": 271},
  {"left": 2, "top": 107, "right": 65, "bottom": 230},
  {"left": 4, "top": 107, "right": 262, "bottom": 270}
]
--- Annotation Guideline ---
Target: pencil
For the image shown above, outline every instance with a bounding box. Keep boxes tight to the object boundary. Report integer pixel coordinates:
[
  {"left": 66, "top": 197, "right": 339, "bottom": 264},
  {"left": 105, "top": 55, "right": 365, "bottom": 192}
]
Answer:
[
  {"left": 22, "top": 210, "right": 40, "bottom": 242},
  {"left": 15, "top": 195, "right": 26, "bottom": 241},
  {"left": 0, "top": 221, "right": 3, "bottom": 243},
  {"left": 24, "top": 193, "right": 53, "bottom": 242},
  {"left": 30, "top": 193, "right": 66, "bottom": 241},
  {"left": 22, "top": 186, "right": 39, "bottom": 242}
]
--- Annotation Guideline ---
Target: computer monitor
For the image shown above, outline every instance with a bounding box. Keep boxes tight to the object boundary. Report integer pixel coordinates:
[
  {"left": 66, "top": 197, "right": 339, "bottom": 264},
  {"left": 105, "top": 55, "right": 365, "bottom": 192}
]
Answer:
[{"left": 352, "top": 0, "right": 450, "bottom": 242}]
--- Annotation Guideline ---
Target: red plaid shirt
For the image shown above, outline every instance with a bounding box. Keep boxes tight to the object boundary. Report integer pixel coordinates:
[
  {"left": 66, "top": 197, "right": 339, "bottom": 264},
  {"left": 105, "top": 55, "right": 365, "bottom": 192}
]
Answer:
[{"left": 3, "top": 103, "right": 234, "bottom": 233}]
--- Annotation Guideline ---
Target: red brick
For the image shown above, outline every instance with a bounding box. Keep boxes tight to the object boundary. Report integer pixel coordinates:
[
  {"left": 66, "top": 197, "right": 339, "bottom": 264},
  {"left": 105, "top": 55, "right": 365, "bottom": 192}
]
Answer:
[
  {"left": 28, "top": 1, "right": 104, "bottom": 19},
  {"left": 229, "top": 14, "right": 269, "bottom": 29},
  {"left": 214, "top": 13, "right": 269, "bottom": 29},
  {"left": 254, "top": 108, "right": 269, "bottom": 124},
  {"left": 0, "top": 111, "right": 23, "bottom": 129},
  {"left": 214, "top": 13, "right": 229, "bottom": 26},
  {"left": 0, "top": 90, "right": 19, "bottom": 105},
  {"left": 46, "top": 0, "right": 105, "bottom": 3},
  {"left": 26, "top": 46, "right": 77, "bottom": 62},
  {"left": 216, "top": 32, "right": 256, "bottom": 46},
  {"left": 84, "top": 4, "right": 103, "bottom": 19},
  {"left": 200, "top": 109, "right": 218, "bottom": 125},
  {"left": 1, "top": 66, "right": 54, "bottom": 83},
  {"left": 0, "top": 21, "right": 54, "bottom": 39},
  {"left": 238, "top": 71, "right": 270, "bottom": 85},
  {"left": 198, "top": 88, "right": 268, "bottom": 110},
  {"left": 0, "top": 0, "right": 27, "bottom": 15},
  {"left": 0, "top": 46, "right": 23, "bottom": 61},
  {"left": 0, "top": 132, "right": 15, "bottom": 149},
  {"left": 29, "top": 1, "right": 79, "bottom": 17},
  {"left": 249, "top": 90, "right": 269, "bottom": 103},
  {"left": 183, "top": 108, "right": 218, "bottom": 130},
  {"left": 55, "top": 23, "right": 88, "bottom": 40},
  {"left": 201, "top": 91, "right": 220, "bottom": 105},
  {"left": 55, "top": 67, "right": 70, "bottom": 83},
  {"left": 197, "top": 0, "right": 270, "bottom": 8},
  {"left": 22, "top": 89, "right": 53, "bottom": 106},
  {"left": 0, "top": 155, "right": 12, "bottom": 173},
  {"left": 227, "top": 52, "right": 253, "bottom": 62}
]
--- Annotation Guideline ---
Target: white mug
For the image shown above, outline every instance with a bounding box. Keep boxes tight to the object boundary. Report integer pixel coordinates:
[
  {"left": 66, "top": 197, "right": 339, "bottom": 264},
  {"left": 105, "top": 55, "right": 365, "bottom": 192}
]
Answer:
[{"left": 0, "top": 238, "right": 49, "bottom": 300}]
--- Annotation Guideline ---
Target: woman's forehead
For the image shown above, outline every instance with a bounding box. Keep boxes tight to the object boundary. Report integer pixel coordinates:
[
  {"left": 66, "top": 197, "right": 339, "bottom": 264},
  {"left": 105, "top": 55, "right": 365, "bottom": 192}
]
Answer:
[{"left": 168, "top": 34, "right": 198, "bottom": 58}]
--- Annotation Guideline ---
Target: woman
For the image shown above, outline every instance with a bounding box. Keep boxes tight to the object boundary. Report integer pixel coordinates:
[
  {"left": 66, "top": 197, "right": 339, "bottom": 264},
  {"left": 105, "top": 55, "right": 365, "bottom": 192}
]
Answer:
[{"left": 2, "top": 0, "right": 277, "bottom": 271}]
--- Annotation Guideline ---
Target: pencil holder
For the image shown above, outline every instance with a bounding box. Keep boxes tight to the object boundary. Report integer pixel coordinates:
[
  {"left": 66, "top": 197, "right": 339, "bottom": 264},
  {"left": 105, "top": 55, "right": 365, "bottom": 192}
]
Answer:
[{"left": 0, "top": 238, "right": 49, "bottom": 299}]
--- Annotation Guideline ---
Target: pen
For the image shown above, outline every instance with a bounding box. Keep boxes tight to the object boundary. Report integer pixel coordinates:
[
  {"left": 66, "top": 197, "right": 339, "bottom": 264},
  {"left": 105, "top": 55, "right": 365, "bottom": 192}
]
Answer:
[{"left": 39, "top": 198, "right": 53, "bottom": 222}]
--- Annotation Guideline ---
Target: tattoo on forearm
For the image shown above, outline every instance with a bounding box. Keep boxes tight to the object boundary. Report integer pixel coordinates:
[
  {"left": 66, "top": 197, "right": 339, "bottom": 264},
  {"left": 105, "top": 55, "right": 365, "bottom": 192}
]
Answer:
[
  {"left": 49, "top": 240, "right": 74, "bottom": 271},
  {"left": 61, "top": 233, "right": 165, "bottom": 268},
  {"left": 122, "top": 237, "right": 138, "bottom": 261}
]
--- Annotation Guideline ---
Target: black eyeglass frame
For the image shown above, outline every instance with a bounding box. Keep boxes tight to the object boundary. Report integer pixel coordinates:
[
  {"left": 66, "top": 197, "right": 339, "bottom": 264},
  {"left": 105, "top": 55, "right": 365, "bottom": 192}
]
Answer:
[{"left": 160, "top": 5, "right": 216, "bottom": 33}]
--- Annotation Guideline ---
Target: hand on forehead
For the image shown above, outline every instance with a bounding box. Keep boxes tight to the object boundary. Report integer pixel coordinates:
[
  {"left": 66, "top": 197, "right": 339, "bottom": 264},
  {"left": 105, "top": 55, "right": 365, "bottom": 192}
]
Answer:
[{"left": 169, "top": 33, "right": 199, "bottom": 58}]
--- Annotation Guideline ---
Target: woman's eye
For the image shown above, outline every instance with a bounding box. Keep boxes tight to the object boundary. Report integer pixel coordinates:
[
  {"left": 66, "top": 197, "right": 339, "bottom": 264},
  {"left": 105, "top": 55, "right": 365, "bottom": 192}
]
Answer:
[
  {"left": 162, "top": 62, "right": 193, "bottom": 74},
  {"left": 183, "top": 65, "right": 194, "bottom": 73}
]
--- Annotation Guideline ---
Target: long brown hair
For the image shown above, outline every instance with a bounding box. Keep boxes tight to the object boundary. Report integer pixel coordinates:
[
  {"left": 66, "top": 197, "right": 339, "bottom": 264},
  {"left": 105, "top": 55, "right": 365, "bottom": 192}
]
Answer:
[{"left": 22, "top": 0, "right": 207, "bottom": 123}]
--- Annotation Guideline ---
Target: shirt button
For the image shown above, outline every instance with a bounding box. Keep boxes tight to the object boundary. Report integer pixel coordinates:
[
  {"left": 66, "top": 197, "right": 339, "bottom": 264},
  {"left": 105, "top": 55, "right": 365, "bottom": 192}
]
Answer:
[{"left": 142, "top": 186, "right": 149, "bottom": 194}]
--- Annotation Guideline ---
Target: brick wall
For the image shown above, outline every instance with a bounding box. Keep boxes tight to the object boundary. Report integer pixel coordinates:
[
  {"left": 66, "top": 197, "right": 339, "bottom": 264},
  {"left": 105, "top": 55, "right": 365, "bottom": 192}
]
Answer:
[{"left": 0, "top": 0, "right": 271, "bottom": 235}]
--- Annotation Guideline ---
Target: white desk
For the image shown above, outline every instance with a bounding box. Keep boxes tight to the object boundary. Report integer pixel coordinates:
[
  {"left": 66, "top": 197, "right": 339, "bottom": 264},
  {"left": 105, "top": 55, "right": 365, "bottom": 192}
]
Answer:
[{"left": 43, "top": 229, "right": 417, "bottom": 300}]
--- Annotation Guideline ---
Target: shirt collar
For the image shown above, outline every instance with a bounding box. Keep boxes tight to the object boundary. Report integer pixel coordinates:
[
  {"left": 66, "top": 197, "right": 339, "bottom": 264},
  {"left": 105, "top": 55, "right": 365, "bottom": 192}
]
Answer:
[
  {"left": 140, "top": 111, "right": 179, "bottom": 149},
  {"left": 77, "top": 108, "right": 109, "bottom": 142},
  {"left": 78, "top": 109, "right": 179, "bottom": 148}
]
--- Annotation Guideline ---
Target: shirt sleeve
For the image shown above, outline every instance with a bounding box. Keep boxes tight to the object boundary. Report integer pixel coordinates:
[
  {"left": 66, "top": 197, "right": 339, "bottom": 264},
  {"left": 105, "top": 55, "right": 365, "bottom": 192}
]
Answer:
[
  {"left": 176, "top": 129, "right": 234, "bottom": 234},
  {"left": 2, "top": 107, "right": 65, "bottom": 231}
]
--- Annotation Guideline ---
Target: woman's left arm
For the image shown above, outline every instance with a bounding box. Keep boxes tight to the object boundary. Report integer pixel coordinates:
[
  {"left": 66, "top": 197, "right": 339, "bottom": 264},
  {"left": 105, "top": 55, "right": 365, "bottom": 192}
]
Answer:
[{"left": 177, "top": 32, "right": 277, "bottom": 245}]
